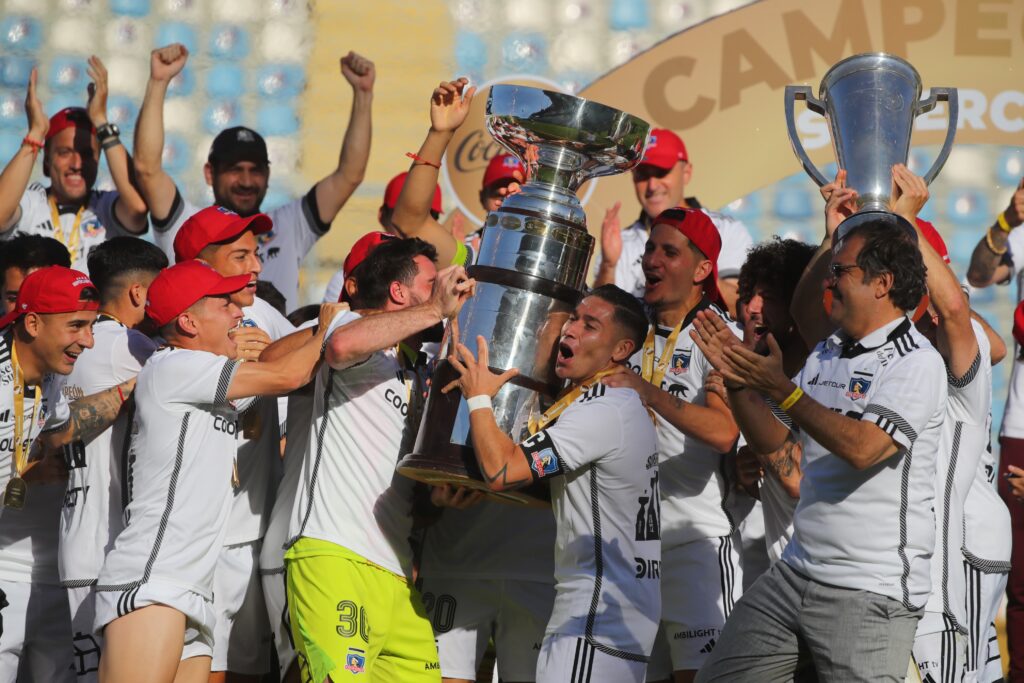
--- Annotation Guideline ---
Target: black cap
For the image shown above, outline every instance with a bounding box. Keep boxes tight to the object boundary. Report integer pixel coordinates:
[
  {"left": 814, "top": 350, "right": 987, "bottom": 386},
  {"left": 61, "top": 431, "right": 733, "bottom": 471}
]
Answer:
[
  {"left": 835, "top": 210, "right": 918, "bottom": 244},
  {"left": 208, "top": 126, "right": 269, "bottom": 167}
]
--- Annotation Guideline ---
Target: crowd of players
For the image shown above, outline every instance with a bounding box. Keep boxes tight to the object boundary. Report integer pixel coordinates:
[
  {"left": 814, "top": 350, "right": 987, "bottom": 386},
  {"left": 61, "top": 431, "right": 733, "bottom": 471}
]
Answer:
[{"left": 1, "top": 41, "right": 1024, "bottom": 683}]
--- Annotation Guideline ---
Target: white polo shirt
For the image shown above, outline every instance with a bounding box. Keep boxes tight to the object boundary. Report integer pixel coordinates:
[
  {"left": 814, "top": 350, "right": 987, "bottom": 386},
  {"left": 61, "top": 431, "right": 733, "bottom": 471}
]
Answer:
[
  {"left": 96, "top": 348, "right": 240, "bottom": 599},
  {"left": 58, "top": 318, "right": 157, "bottom": 587},
  {"left": 0, "top": 329, "right": 71, "bottom": 585},
  {"left": 782, "top": 316, "right": 946, "bottom": 609},
  {"left": 151, "top": 188, "right": 331, "bottom": 309}
]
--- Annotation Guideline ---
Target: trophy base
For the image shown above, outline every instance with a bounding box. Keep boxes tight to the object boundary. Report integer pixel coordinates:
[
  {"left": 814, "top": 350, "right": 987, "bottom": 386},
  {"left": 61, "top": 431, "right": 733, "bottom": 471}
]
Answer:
[
  {"left": 398, "top": 456, "right": 551, "bottom": 507},
  {"left": 835, "top": 209, "right": 916, "bottom": 242}
]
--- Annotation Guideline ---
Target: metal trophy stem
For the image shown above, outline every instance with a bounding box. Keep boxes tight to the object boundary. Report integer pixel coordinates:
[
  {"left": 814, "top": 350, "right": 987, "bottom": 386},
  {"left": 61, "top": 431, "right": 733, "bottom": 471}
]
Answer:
[{"left": 397, "top": 85, "right": 650, "bottom": 505}]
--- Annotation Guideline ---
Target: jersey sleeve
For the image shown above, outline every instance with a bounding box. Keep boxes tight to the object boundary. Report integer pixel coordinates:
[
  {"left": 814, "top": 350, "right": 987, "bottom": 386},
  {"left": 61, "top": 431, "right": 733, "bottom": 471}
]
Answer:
[
  {"left": 3, "top": 184, "right": 46, "bottom": 237},
  {"left": 155, "top": 351, "right": 241, "bottom": 407},
  {"left": 519, "top": 399, "right": 622, "bottom": 479},
  {"left": 41, "top": 376, "right": 71, "bottom": 432},
  {"left": 267, "top": 190, "right": 328, "bottom": 264},
  {"left": 90, "top": 190, "right": 134, "bottom": 237},
  {"left": 151, "top": 188, "right": 197, "bottom": 263},
  {"left": 945, "top": 323, "right": 991, "bottom": 426},
  {"left": 324, "top": 310, "right": 371, "bottom": 370},
  {"left": 860, "top": 350, "right": 946, "bottom": 451},
  {"left": 714, "top": 214, "right": 754, "bottom": 280},
  {"left": 251, "top": 298, "right": 296, "bottom": 341}
]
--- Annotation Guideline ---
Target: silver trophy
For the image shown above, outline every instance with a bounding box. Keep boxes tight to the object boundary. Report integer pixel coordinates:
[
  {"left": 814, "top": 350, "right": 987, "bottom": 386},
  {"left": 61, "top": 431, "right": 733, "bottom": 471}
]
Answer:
[
  {"left": 785, "top": 53, "right": 958, "bottom": 232},
  {"left": 398, "top": 85, "right": 650, "bottom": 504}
]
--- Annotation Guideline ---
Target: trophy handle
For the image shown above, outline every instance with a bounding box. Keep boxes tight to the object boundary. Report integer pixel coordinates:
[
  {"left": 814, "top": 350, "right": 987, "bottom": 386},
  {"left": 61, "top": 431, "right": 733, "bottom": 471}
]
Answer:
[
  {"left": 915, "top": 87, "right": 959, "bottom": 185},
  {"left": 784, "top": 85, "right": 830, "bottom": 187}
]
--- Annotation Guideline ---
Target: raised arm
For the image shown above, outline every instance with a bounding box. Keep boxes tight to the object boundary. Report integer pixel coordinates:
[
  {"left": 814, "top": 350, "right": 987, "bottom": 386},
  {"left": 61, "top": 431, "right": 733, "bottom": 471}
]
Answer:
[
  {"left": 86, "top": 56, "right": 147, "bottom": 233},
  {"left": 42, "top": 378, "right": 136, "bottom": 448},
  {"left": 133, "top": 44, "right": 188, "bottom": 222},
  {"left": 966, "top": 176, "right": 1022, "bottom": 288},
  {"left": 0, "top": 69, "right": 48, "bottom": 233},
  {"left": 312, "top": 52, "right": 374, "bottom": 226}
]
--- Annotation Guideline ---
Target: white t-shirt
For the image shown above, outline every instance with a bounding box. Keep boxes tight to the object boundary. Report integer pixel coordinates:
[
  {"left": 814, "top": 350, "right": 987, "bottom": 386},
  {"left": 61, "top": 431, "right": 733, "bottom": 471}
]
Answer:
[
  {"left": 58, "top": 318, "right": 157, "bottom": 586},
  {"left": 962, "top": 415, "right": 1011, "bottom": 571},
  {"left": 152, "top": 189, "right": 330, "bottom": 310},
  {"left": 596, "top": 201, "right": 754, "bottom": 297},
  {"left": 782, "top": 317, "right": 947, "bottom": 609},
  {"left": 96, "top": 348, "right": 240, "bottom": 599},
  {"left": 520, "top": 384, "right": 660, "bottom": 662},
  {"left": 0, "top": 329, "right": 71, "bottom": 584},
  {"left": 0, "top": 183, "right": 138, "bottom": 274},
  {"left": 286, "top": 311, "right": 421, "bottom": 579},
  {"left": 626, "top": 300, "right": 739, "bottom": 548}
]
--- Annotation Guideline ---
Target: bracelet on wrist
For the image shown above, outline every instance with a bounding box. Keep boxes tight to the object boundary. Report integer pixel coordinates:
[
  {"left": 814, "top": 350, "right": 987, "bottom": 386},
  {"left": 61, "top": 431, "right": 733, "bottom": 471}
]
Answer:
[
  {"left": 985, "top": 228, "right": 1008, "bottom": 255},
  {"left": 998, "top": 211, "right": 1015, "bottom": 233},
  {"left": 101, "top": 137, "right": 122, "bottom": 151},
  {"left": 466, "top": 395, "right": 492, "bottom": 412},
  {"left": 21, "top": 136, "right": 43, "bottom": 152},
  {"left": 779, "top": 386, "right": 804, "bottom": 411},
  {"left": 406, "top": 152, "right": 440, "bottom": 169}
]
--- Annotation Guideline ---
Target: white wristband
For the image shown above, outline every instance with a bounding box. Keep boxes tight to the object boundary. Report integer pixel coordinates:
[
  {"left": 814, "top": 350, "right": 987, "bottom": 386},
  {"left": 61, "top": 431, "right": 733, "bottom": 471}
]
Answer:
[{"left": 466, "top": 395, "right": 492, "bottom": 412}]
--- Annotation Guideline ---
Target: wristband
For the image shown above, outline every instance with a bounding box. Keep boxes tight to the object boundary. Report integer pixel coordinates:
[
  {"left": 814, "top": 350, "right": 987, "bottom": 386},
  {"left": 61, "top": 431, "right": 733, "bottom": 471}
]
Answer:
[
  {"left": 998, "top": 211, "right": 1013, "bottom": 233},
  {"left": 101, "top": 137, "right": 122, "bottom": 151},
  {"left": 116, "top": 385, "right": 126, "bottom": 404},
  {"left": 406, "top": 152, "right": 440, "bottom": 169},
  {"left": 21, "top": 136, "right": 43, "bottom": 152},
  {"left": 985, "top": 228, "right": 1008, "bottom": 255},
  {"left": 779, "top": 386, "right": 804, "bottom": 411},
  {"left": 466, "top": 395, "right": 492, "bottom": 412}
]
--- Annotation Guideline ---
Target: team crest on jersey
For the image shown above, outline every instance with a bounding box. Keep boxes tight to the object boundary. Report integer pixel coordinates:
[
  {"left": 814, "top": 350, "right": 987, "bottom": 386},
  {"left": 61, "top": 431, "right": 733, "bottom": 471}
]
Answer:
[
  {"left": 669, "top": 350, "right": 691, "bottom": 375},
  {"left": 846, "top": 377, "right": 872, "bottom": 400},
  {"left": 81, "top": 218, "right": 103, "bottom": 238},
  {"left": 530, "top": 448, "right": 559, "bottom": 478},
  {"left": 344, "top": 647, "right": 366, "bottom": 673},
  {"left": 257, "top": 229, "right": 275, "bottom": 245}
]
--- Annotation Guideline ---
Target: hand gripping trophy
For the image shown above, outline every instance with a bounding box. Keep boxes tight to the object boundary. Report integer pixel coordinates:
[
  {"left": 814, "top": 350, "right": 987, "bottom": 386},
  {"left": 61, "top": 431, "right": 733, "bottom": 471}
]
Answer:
[{"left": 398, "top": 85, "right": 650, "bottom": 504}]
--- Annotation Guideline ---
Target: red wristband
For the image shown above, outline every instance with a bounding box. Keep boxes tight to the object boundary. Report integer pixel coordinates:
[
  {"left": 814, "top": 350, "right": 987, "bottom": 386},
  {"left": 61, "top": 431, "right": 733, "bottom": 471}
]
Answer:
[
  {"left": 116, "top": 386, "right": 126, "bottom": 404},
  {"left": 406, "top": 152, "right": 440, "bottom": 169},
  {"left": 22, "top": 136, "right": 43, "bottom": 151}
]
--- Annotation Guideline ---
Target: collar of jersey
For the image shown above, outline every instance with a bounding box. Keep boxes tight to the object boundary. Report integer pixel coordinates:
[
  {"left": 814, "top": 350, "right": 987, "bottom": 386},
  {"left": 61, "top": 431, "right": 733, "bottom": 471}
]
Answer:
[
  {"left": 828, "top": 316, "right": 911, "bottom": 358},
  {"left": 654, "top": 295, "right": 711, "bottom": 337}
]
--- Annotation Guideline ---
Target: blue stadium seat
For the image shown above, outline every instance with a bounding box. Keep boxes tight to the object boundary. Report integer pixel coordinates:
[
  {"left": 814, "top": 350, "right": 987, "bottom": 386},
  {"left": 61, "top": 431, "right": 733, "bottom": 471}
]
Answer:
[
  {"left": 209, "top": 24, "right": 250, "bottom": 61},
  {"left": 48, "top": 56, "right": 88, "bottom": 93},
  {"left": 501, "top": 32, "right": 547, "bottom": 73},
  {"left": 0, "top": 131, "right": 21, "bottom": 160},
  {"left": 256, "top": 64, "right": 304, "bottom": 100},
  {"left": 0, "top": 56, "right": 34, "bottom": 89},
  {"left": 0, "top": 90, "right": 24, "bottom": 130},
  {"left": 0, "top": 17, "right": 43, "bottom": 53},
  {"left": 723, "top": 192, "right": 762, "bottom": 222},
  {"left": 167, "top": 68, "right": 195, "bottom": 98},
  {"left": 455, "top": 31, "right": 488, "bottom": 73},
  {"left": 773, "top": 187, "right": 814, "bottom": 220},
  {"left": 162, "top": 133, "right": 191, "bottom": 175},
  {"left": 49, "top": 94, "right": 84, "bottom": 115},
  {"left": 997, "top": 148, "right": 1024, "bottom": 187},
  {"left": 157, "top": 23, "right": 198, "bottom": 55},
  {"left": 110, "top": 0, "right": 152, "bottom": 17},
  {"left": 203, "top": 100, "right": 241, "bottom": 135},
  {"left": 609, "top": 0, "right": 650, "bottom": 30},
  {"left": 107, "top": 96, "right": 138, "bottom": 131},
  {"left": 946, "top": 188, "right": 990, "bottom": 227},
  {"left": 205, "top": 64, "right": 245, "bottom": 99},
  {"left": 256, "top": 104, "right": 299, "bottom": 137}
]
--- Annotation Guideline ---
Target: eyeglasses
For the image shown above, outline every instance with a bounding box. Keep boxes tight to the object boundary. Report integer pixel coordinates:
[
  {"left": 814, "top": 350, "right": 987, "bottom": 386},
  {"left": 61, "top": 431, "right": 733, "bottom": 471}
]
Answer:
[{"left": 829, "top": 263, "right": 860, "bottom": 279}]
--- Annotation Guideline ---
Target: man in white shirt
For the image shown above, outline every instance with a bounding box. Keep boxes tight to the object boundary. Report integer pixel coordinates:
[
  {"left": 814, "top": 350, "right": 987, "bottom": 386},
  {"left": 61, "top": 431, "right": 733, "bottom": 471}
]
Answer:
[
  {"left": 95, "top": 260, "right": 336, "bottom": 683},
  {"left": 443, "top": 283, "right": 660, "bottom": 683},
  {"left": 694, "top": 214, "right": 945, "bottom": 682},
  {"left": 0, "top": 266, "right": 135, "bottom": 683},
  {"left": 0, "top": 59, "right": 148, "bottom": 272},
  {"left": 134, "top": 43, "right": 375, "bottom": 308},
  {"left": 58, "top": 237, "right": 167, "bottom": 682},
  {"left": 592, "top": 129, "right": 753, "bottom": 315}
]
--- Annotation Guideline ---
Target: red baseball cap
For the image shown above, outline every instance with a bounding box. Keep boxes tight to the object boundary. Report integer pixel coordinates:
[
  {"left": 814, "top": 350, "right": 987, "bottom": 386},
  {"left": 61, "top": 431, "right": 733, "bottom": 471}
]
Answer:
[
  {"left": 481, "top": 154, "right": 525, "bottom": 191},
  {"left": 145, "top": 260, "right": 251, "bottom": 327},
  {"left": 916, "top": 218, "right": 951, "bottom": 265},
  {"left": 382, "top": 172, "right": 442, "bottom": 219},
  {"left": 46, "top": 107, "right": 96, "bottom": 142},
  {"left": 652, "top": 207, "right": 722, "bottom": 305},
  {"left": 0, "top": 266, "right": 99, "bottom": 329},
  {"left": 342, "top": 231, "right": 397, "bottom": 282},
  {"left": 173, "top": 205, "right": 273, "bottom": 263},
  {"left": 639, "top": 128, "right": 688, "bottom": 170},
  {"left": 1014, "top": 301, "right": 1024, "bottom": 348}
]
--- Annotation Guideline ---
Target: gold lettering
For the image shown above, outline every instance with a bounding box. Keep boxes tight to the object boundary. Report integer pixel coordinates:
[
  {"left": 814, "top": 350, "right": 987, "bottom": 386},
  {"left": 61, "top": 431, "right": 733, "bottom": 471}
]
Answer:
[
  {"left": 720, "top": 29, "right": 791, "bottom": 109},
  {"left": 955, "top": 0, "right": 1012, "bottom": 57},
  {"left": 784, "top": 2, "right": 872, "bottom": 81},
  {"left": 642, "top": 56, "right": 716, "bottom": 129},
  {"left": 881, "top": 0, "right": 944, "bottom": 56}
]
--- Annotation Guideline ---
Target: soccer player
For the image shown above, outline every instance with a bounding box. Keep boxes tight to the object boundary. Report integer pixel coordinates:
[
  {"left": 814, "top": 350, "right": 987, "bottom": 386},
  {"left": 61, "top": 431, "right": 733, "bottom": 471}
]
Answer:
[
  {"left": 94, "top": 260, "right": 337, "bottom": 683},
  {"left": 443, "top": 284, "right": 659, "bottom": 683},
  {"left": 283, "top": 238, "right": 473, "bottom": 683},
  {"left": 591, "top": 128, "right": 752, "bottom": 315},
  {"left": 134, "top": 43, "right": 374, "bottom": 308},
  {"left": 0, "top": 60, "right": 148, "bottom": 273},
  {"left": 598, "top": 207, "right": 739, "bottom": 683},
  {"left": 58, "top": 237, "right": 167, "bottom": 682},
  {"left": 0, "top": 266, "right": 135, "bottom": 683},
  {"left": 694, "top": 214, "right": 946, "bottom": 682},
  {"left": 0, "top": 234, "right": 70, "bottom": 314}
]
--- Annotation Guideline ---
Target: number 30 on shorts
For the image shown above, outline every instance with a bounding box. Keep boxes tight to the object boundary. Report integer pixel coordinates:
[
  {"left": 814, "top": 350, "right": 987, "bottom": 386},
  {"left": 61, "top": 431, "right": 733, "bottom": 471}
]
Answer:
[
  {"left": 337, "top": 600, "right": 370, "bottom": 642},
  {"left": 421, "top": 592, "right": 457, "bottom": 633}
]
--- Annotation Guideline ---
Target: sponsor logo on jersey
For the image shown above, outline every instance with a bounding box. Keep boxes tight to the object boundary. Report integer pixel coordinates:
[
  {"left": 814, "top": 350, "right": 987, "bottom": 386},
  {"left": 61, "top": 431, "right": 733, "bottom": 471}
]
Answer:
[
  {"left": 344, "top": 647, "right": 366, "bottom": 673},
  {"left": 213, "top": 415, "right": 239, "bottom": 435},
  {"left": 0, "top": 365, "right": 12, "bottom": 385},
  {"left": 81, "top": 218, "right": 103, "bottom": 238},
  {"left": 530, "top": 448, "right": 559, "bottom": 478},
  {"left": 699, "top": 637, "right": 717, "bottom": 654},
  {"left": 846, "top": 377, "right": 872, "bottom": 400},
  {"left": 669, "top": 349, "right": 691, "bottom": 375},
  {"left": 673, "top": 627, "right": 719, "bottom": 640}
]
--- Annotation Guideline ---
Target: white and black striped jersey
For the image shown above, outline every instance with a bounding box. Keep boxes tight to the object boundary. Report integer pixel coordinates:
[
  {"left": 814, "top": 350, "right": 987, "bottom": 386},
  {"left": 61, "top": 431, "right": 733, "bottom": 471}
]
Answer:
[
  {"left": 781, "top": 316, "right": 946, "bottom": 609},
  {"left": 96, "top": 348, "right": 240, "bottom": 599},
  {"left": 962, "top": 422, "right": 1011, "bottom": 572},
  {"left": 520, "top": 385, "right": 660, "bottom": 662},
  {"left": 58, "top": 318, "right": 157, "bottom": 587}
]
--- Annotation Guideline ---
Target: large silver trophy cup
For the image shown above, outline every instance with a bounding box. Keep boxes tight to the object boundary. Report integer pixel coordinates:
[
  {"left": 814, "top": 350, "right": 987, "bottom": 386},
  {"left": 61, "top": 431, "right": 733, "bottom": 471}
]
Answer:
[
  {"left": 785, "top": 53, "right": 958, "bottom": 229},
  {"left": 398, "top": 85, "right": 650, "bottom": 504}
]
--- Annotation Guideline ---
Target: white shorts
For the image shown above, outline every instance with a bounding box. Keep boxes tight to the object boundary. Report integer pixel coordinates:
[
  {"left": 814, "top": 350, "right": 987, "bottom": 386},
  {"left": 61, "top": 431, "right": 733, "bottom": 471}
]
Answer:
[
  {"left": 66, "top": 584, "right": 103, "bottom": 682},
  {"left": 0, "top": 579, "right": 74, "bottom": 683},
  {"left": 913, "top": 610, "right": 967, "bottom": 682},
  {"left": 964, "top": 562, "right": 1008, "bottom": 682},
  {"left": 419, "top": 576, "right": 555, "bottom": 682},
  {"left": 535, "top": 634, "right": 646, "bottom": 683},
  {"left": 211, "top": 540, "right": 271, "bottom": 675},
  {"left": 260, "top": 568, "right": 295, "bottom": 677},
  {"left": 94, "top": 581, "right": 215, "bottom": 661},
  {"left": 647, "top": 534, "right": 743, "bottom": 678}
]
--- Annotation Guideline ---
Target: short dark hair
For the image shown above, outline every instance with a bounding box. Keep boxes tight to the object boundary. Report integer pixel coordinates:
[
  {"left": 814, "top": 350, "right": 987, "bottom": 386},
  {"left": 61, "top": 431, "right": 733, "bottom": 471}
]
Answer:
[
  {"left": 353, "top": 238, "right": 438, "bottom": 309},
  {"left": 255, "top": 280, "right": 286, "bottom": 316},
  {"left": 0, "top": 234, "right": 71, "bottom": 274},
  {"left": 737, "top": 237, "right": 818, "bottom": 305},
  {"left": 287, "top": 304, "right": 321, "bottom": 327},
  {"left": 587, "top": 284, "right": 649, "bottom": 354},
  {"left": 839, "top": 221, "right": 927, "bottom": 312},
  {"left": 86, "top": 237, "right": 168, "bottom": 302}
]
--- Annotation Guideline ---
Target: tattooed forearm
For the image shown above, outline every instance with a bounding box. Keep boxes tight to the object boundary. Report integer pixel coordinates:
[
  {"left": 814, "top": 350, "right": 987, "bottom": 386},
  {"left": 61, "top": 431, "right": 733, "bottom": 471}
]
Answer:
[
  {"left": 480, "top": 462, "right": 530, "bottom": 491},
  {"left": 59, "top": 379, "right": 135, "bottom": 447},
  {"left": 762, "top": 436, "right": 799, "bottom": 479}
]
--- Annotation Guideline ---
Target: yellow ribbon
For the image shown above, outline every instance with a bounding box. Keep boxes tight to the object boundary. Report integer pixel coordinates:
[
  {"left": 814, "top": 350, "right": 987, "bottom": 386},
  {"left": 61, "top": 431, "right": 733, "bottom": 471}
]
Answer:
[
  {"left": 640, "top": 314, "right": 688, "bottom": 390},
  {"left": 48, "top": 195, "right": 84, "bottom": 264},
  {"left": 9, "top": 342, "right": 41, "bottom": 481},
  {"left": 528, "top": 367, "right": 619, "bottom": 435}
]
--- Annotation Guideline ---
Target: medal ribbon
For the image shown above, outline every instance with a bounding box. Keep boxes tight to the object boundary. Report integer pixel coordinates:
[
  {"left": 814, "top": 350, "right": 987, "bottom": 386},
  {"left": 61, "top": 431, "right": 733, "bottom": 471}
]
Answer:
[
  {"left": 48, "top": 195, "right": 84, "bottom": 264},
  {"left": 640, "top": 314, "right": 687, "bottom": 390},
  {"left": 10, "top": 343, "right": 41, "bottom": 481},
  {"left": 528, "top": 367, "right": 618, "bottom": 435}
]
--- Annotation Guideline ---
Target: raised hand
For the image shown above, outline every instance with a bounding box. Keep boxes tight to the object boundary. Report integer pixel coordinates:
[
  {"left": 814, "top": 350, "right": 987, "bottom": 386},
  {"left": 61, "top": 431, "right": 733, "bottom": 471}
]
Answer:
[
  {"left": 25, "top": 67, "right": 47, "bottom": 140},
  {"left": 430, "top": 78, "right": 476, "bottom": 134},
  {"left": 721, "top": 332, "right": 788, "bottom": 395},
  {"left": 443, "top": 335, "right": 520, "bottom": 399},
  {"left": 690, "top": 310, "right": 743, "bottom": 373},
  {"left": 150, "top": 43, "right": 189, "bottom": 82},
  {"left": 86, "top": 55, "right": 109, "bottom": 127},
  {"left": 228, "top": 326, "right": 272, "bottom": 362},
  {"left": 317, "top": 302, "right": 350, "bottom": 330},
  {"left": 1004, "top": 177, "right": 1024, "bottom": 228},
  {"left": 890, "top": 163, "right": 928, "bottom": 224},
  {"left": 600, "top": 201, "right": 623, "bottom": 267},
  {"left": 429, "top": 264, "right": 476, "bottom": 319},
  {"left": 340, "top": 51, "right": 375, "bottom": 93},
  {"left": 821, "top": 169, "right": 858, "bottom": 238}
]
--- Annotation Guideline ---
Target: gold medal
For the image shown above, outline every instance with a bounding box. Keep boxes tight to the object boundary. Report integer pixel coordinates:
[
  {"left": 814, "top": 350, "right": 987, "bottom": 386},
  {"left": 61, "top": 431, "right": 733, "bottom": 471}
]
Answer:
[
  {"left": 6, "top": 343, "right": 39, "bottom": 510},
  {"left": 3, "top": 477, "right": 26, "bottom": 510}
]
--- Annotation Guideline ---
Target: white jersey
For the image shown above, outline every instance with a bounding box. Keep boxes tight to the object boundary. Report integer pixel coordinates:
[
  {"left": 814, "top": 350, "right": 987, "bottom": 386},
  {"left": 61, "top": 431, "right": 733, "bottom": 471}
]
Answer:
[
  {"left": 58, "top": 318, "right": 157, "bottom": 586},
  {"left": 626, "top": 300, "right": 739, "bottom": 548},
  {"left": 996, "top": 227, "right": 1024, "bottom": 437},
  {"left": 152, "top": 189, "right": 329, "bottom": 309},
  {"left": 782, "top": 316, "right": 947, "bottom": 609},
  {"left": 0, "top": 183, "right": 135, "bottom": 274},
  {"left": 963, "top": 428, "right": 1012, "bottom": 571},
  {"left": 597, "top": 201, "right": 753, "bottom": 297},
  {"left": 96, "top": 348, "right": 240, "bottom": 599},
  {"left": 286, "top": 311, "right": 421, "bottom": 579},
  {"left": 0, "top": 329, "right": 71, "bottom": 584},
  {"left": 520, "top": 384, "right": 660, "bottom": 661}
]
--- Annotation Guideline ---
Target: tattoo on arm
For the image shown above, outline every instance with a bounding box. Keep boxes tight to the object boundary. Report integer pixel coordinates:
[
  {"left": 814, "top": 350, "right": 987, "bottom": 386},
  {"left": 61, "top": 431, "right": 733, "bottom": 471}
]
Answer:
[
  {"left": 763, "top": 435, "right": 799, "bottom": 479},
  {"left": 68, "top": 383, "right": 128, "bottom": 445},
  {"left": 480, "top": 461, "right": 530, "bottom": 491}
]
